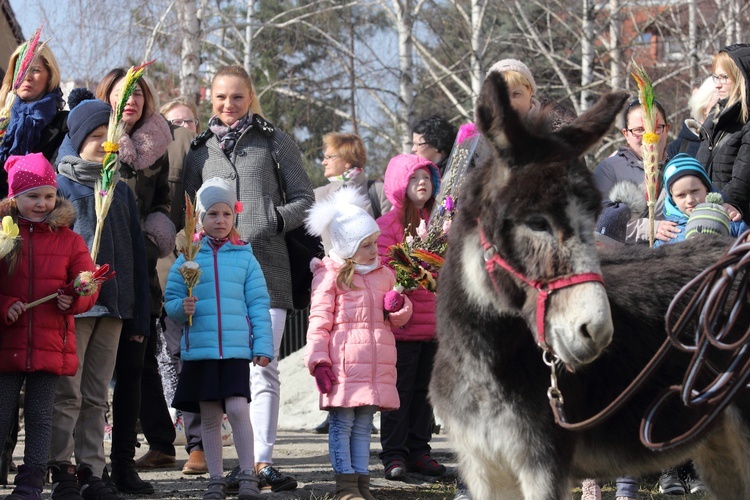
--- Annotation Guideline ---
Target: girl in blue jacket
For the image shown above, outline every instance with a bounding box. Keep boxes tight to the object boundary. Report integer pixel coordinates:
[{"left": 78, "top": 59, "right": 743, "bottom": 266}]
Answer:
[{"left": 165, "top": 177, "right": 273, "bottom": 500}]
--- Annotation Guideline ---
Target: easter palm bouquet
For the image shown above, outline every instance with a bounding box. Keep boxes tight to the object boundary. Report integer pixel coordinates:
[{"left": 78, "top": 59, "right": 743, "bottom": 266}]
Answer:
[
  {"left": 0, "top": 26, "right": 45, "bottom": 139},
  {"left": 631, "top": 61, "right": 661, "bottom": 247},
  {"left": 177, "top": 194, "right": 202, "bottom": 325},
  {"left": 387, "top": 123, "right": 480, "bottom": 292}
]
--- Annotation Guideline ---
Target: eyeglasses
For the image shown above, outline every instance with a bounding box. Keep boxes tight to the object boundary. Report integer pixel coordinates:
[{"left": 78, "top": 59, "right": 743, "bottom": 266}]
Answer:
[
  {"left": 627, "top": 124, "right": 667, "bottom": 137},
  {"left": 322, "top": 154, "right": 340, "bottom": 161},
  {"left": 169, "top": 118, "right": 197, "bottom": 127},
  {"left": 712, "top": 73, "right": 731, "bottom": 84}
]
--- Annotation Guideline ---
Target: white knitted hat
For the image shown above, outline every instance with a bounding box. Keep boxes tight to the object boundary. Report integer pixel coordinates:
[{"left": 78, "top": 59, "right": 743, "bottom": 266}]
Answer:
[
  {"left": 305, "top": 187, "right": 379, "bottom": 260},
  {"left": 488, "top": 58, "right": 537, "bottom": 95},
  {"left": 196, "top": 177, "right": 237, "bottom": 221}
]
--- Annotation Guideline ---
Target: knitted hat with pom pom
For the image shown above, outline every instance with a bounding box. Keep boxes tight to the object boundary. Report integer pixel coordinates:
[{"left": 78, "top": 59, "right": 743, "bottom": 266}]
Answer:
[
  {"left": 66, "top": 88, "right": 112, "bottom": 154},
  {"left": 685, "top": 192, "right": 731, "bottom": 239},
  {"left": 305, "top": 187, "right": 379, "bottom": 260}
]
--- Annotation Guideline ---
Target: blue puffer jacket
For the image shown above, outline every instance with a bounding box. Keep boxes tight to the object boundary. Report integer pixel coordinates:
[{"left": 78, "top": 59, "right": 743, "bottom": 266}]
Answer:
[{"left": 164, "top": 238, "right": 274, "bottom": 362}]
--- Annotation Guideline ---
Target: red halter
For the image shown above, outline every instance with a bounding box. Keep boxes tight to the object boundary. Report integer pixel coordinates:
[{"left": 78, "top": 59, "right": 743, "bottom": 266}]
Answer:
[{"left": 478, "top": 224, "right": 605, "bottom": 350}]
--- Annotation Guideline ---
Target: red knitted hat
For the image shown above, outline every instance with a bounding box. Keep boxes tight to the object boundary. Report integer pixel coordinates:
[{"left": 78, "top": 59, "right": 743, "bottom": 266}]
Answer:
[{"left": 4, "top": 153, "right": 57, "bottom": 198}]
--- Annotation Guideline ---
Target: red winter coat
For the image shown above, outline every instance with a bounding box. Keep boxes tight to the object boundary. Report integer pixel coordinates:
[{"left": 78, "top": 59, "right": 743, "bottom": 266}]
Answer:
[
  {"left": 0, "top": 198, "right": 98, "bottom": 376},
  {"left": 377, "top": 154, "right": 441, "bottom": 342}
]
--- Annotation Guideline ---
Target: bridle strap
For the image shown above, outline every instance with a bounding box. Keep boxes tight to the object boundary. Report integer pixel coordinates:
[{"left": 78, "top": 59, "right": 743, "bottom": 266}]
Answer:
[{"left": 478, "top": 225, "right": 605, "bottom": 349}]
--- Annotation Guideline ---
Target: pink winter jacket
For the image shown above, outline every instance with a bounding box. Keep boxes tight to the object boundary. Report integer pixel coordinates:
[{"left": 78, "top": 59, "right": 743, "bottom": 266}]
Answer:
[
  {"left": 305, "top": 257, "right": 412, "bottom": 411},
  {"left": 377, "top": 154, "right": 441, "bottom": 342}
]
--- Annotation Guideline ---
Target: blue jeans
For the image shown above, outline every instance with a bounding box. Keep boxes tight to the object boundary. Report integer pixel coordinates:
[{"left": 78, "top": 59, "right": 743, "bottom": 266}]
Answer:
[{"left": 328, "top": 406, "right": 376, "bottom": 475}]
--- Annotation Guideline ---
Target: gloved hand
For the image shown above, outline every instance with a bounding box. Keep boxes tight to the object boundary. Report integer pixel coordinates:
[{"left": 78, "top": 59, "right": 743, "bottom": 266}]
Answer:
[
  {"left": 313, "top": 364, "right": 336, "bottom": 394},
  {"left": 384, "top": 290, "right": 405, "bottom": 312}
]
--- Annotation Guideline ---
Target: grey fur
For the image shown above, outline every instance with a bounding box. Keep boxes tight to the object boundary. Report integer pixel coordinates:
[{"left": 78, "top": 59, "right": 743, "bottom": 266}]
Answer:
[
  {"left": 608, "top": 180, "right": 648, "bottom": 219},
  {"left": 430, "top": 73, "right": 750, "bottom": 499}
]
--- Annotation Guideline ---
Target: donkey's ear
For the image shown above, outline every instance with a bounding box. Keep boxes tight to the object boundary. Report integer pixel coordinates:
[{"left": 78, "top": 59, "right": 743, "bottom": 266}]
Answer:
[
  {"left": 475, "top": 71, "right": 527, "bottom": 162},
  {"left": 554, "top": 91, "right": 630, "bottom": 157}
]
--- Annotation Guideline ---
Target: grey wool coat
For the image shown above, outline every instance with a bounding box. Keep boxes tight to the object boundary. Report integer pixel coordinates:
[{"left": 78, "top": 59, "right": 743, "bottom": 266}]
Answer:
[{"left": 183, "top": 114, "right": 314, "bottom": 311}]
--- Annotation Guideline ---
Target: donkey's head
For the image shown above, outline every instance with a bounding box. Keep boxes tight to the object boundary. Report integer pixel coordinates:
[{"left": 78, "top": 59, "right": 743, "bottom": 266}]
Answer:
[{"left": 458, "top": 72, "right": 628, "bottom": 367}]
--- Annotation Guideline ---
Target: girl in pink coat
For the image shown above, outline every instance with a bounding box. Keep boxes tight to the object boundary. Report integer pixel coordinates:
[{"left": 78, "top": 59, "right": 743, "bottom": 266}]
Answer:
[
  {"left": 376, "top": 154, "right": 445, "bottom": 481},
  {"left": 304, "top": 187, "right": 412, "bottom": 500}
]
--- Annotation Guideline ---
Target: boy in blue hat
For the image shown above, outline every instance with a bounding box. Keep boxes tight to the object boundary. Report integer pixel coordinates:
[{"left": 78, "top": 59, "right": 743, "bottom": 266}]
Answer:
[{"left": 656, "top": 153, "right": 745, "bottom": 247}]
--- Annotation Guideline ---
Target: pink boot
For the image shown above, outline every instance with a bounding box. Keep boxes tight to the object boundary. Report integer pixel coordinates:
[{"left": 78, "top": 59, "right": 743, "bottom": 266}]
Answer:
[{"left": 581, "top": 479, "right": 602, "bottom": 500}]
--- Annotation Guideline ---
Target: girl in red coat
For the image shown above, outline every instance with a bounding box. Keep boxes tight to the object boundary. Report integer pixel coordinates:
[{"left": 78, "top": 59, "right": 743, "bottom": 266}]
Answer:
[
  {"left": 0, "top": 153, "right": 98, "bottom": 500},
  {"left": 376, "top": 154, "right": 445, "bottom": 481}
]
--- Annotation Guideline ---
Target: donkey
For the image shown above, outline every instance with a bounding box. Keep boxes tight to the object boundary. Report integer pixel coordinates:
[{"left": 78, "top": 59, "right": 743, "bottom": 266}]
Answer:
[{"left": 429, "top": 71, "right": 750, "bottom": 500}]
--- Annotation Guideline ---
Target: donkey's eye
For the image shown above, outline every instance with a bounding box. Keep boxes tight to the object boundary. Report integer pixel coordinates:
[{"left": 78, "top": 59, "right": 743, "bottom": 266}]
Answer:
[{"left": 525, "top": 216, "right": 551, "bottom": 233}]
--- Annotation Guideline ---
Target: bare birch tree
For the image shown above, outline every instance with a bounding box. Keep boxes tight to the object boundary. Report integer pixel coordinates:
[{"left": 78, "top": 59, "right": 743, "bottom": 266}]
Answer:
[{"left": 177, "top": 0, "right": 202, "bottom": 102}]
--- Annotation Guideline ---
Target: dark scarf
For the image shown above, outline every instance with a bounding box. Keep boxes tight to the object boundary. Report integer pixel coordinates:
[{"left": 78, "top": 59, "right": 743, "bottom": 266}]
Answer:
[
  {"left": 208, "top": 113, "right": 253, "bottom": 157},
  {"left": 57, "top": 155, "right": 121, "bottom": 189},
  {"left": 0, "top": 88, "right": 63, "bottom": 166}
]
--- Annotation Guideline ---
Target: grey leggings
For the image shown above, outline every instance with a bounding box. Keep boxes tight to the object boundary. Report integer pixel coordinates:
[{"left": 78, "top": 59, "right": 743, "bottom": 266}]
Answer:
[{"left": 0, "top": 372, "right": 59, "bottom": 472}]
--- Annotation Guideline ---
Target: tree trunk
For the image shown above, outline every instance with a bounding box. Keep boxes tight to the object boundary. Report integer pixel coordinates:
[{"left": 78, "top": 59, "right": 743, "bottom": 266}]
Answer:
[
  {"left": 581, "top": 0, "right": 594, "bottom": 112},
  {"left": 470, "top": 0, "right": 486, "bottom": 109},
  {"left": 177, "top": 0, "right": 201, "bottom": 102},
  {"left": 395, "top": 1, "right": 415, "bottom": 152}
]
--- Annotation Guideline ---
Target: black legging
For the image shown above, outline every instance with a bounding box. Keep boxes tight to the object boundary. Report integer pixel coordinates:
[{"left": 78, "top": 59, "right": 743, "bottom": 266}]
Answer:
[
  {"left": 0, "top": 372, "right": 58, "bottom": 472},
  {"left": 110, "top": 318, "right": 174, "bottom": 466}
]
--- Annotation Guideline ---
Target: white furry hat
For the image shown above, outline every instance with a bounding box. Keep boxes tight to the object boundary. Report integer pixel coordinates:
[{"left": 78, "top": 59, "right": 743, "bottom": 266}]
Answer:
[
  {"left": 196, "top": 177, "right": 238, "bottom": 221},
  {"left": 305, "top": 187, "right": 380, "bottom": 260}
]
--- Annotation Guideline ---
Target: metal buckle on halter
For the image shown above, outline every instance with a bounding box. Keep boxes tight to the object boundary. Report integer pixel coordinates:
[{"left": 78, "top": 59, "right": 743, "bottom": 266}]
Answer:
[
  {"left": 483, "top": 244, "right": 495, "bottom": 262},
  {"left": 543, "top": 350, "right": 564, "bottom": 404}
]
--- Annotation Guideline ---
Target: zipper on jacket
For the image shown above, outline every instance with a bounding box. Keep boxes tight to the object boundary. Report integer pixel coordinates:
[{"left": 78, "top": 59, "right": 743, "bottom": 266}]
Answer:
[
  {"left": 26, "top": 224, "right": 34, "bottom": 371},
  {"left": 213, "top": 245, "right": 224, "bottom": 359},
  {"left": 246, "top": 316, "right": 253, "bottom": 352},
  {"left": 363, "top": 274, "right": 378, "bottom": 404}
]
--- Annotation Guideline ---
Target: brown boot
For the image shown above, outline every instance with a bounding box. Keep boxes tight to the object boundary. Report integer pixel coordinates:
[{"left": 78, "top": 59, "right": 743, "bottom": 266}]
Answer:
[
  {"left": 357, "top": 474, "right": 377, "bottom": 500},
  {"left": 335, "top": 473, "right": 364, "bottom": 500}
]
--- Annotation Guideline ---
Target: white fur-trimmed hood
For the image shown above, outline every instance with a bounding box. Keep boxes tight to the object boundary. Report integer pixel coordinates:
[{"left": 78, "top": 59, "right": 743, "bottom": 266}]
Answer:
[{"left": 607, "top": 181, "right": 647, "bottom": 219}]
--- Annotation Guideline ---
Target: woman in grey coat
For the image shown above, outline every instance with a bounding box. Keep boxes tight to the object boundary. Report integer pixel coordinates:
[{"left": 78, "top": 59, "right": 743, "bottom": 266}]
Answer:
[{"left": 183, "top": 65, "right": 313, "bottom": 494}]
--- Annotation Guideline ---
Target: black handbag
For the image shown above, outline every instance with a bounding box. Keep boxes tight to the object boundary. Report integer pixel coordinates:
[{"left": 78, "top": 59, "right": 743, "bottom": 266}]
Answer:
[{"left": 268, "top": 137, "right": 322, "bottom": 310}]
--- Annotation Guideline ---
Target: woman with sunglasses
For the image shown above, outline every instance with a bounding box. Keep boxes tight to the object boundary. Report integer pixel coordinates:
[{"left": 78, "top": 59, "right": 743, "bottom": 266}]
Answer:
[{"left": 696, "top": 44, "right": 750, "bottom": 225}]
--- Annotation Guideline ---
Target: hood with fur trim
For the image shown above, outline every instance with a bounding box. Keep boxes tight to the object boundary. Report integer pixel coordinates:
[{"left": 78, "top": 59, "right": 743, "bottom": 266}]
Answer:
[
  {"left": 0, "top": 196, "right": 76, "bottom": 230},
  {"left": 607, "top": 180, "right": 647, "bottom": 219},
  {"left": 118, "top": 113, "right": 173, "bottom": 171}
]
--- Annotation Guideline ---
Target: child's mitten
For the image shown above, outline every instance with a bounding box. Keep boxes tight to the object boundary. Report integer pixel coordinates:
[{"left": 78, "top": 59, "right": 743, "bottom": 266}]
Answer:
[
  {"left": 313, "top": 364, "right": 336, "bottom": 394},
  {"left": 384, "top": 290, "right": 405, "bottom": 312}
]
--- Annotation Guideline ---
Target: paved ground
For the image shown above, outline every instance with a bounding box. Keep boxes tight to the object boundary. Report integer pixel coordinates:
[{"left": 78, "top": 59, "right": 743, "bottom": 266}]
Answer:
[{"left": 3, "top": 430, "right": 459, "bottom": 499}]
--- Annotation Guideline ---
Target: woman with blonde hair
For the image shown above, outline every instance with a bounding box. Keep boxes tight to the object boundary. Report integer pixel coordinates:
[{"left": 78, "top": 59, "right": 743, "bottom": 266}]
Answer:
[
  {"left": 184, "top": 64, "right": 313, "bottom": 495},
  {"left": 161, "top": 96, "right": 201, "bottom": 134},
  {"left": 696, "top": 44, "right": 750, "bottom": 224},
  {"left": 0, "top": 43, "right": 67, "bottom": 197},
  {"left": 667, "top": 77, "right": 718, "bottom": 159}
]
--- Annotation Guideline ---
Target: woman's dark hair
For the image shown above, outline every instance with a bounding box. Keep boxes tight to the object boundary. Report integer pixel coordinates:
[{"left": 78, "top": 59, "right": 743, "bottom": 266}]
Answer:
[
  {"left": 412, "top": 114, "right": 457, "bottom": 154},
  {"left": 623, "top": 98, "right": 668, "bottom": 128},
  {"left": 95, "top": 68, "right": 157, "bottom": 132}
]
